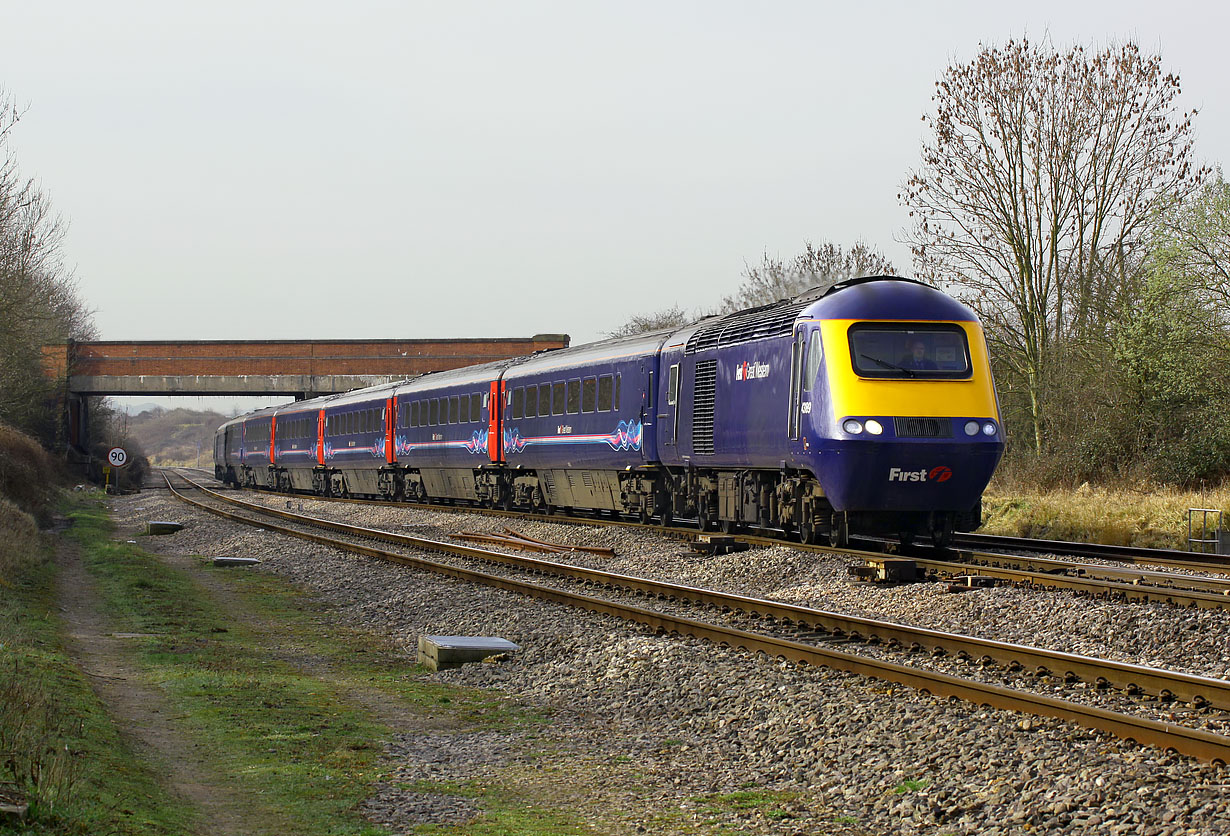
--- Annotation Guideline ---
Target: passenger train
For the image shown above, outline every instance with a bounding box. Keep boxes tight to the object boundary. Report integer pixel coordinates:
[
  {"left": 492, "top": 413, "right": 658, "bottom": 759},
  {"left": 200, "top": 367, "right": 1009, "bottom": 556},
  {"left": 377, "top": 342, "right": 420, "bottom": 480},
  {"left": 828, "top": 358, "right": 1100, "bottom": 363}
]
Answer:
[{"left": 215, "top": 277, "right": 1004, "bottom": 546}]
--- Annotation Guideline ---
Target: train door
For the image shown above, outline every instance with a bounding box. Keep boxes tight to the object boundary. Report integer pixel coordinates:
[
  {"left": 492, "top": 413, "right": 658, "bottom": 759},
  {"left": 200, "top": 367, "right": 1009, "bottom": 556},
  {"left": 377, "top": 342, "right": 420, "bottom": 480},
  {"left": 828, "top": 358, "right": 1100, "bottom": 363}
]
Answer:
[
  {"left": 488, "top": 380, "right": 502, "bottom": 463},
  {"left": 789, "top": 326, "right": 823, "bottom": 440},
  {"left": 789, "top": 328, "right": 805, "bottom": 440},
  {"left": 660, "top": 362, "right": 680, "bottom": 447}
]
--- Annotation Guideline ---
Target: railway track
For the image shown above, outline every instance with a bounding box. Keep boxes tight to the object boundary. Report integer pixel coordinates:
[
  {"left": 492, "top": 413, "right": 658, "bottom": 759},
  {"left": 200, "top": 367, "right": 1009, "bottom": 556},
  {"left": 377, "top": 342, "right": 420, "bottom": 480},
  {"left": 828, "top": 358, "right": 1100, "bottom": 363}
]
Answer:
[
  {"left": 953, "top": 531, "right": 1230, "bottom": 571},
  {"left": 184, "top": 467, "right": 1230, "bottom": 610},
  {"left": 162, "top": 469, "right": 1230, "bottom": 764}
]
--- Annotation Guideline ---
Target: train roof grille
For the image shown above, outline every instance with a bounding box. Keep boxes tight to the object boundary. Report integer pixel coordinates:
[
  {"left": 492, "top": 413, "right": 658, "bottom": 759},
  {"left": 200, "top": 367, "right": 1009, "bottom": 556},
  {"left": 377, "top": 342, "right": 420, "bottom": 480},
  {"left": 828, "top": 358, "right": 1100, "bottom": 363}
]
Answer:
[{"left": 684, "top": 301, "right": 809, "bottom": 354}]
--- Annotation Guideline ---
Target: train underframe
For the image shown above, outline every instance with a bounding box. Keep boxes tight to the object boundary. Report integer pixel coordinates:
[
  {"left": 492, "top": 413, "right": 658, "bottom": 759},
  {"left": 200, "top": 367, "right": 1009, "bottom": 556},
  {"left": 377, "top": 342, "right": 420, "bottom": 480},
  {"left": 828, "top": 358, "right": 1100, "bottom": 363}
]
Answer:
[{"left": 229, "top": 461, "right": 980, "bottom": 547}]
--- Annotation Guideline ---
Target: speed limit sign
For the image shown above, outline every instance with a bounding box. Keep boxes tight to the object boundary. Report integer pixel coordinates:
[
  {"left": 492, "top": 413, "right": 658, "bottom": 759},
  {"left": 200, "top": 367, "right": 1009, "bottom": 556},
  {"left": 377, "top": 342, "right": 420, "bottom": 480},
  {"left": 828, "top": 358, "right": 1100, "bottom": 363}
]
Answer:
[{"left": 107, "top": 447, "right": 129, "bottom": 468}]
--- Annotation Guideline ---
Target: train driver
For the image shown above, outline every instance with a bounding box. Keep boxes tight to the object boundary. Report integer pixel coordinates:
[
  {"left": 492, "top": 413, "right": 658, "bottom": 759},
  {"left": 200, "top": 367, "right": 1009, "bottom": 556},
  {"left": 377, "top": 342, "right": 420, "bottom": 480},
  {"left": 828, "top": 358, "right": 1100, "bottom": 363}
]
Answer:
[{"left": 900, "top": 338, "right": 937, "bottom": 371}]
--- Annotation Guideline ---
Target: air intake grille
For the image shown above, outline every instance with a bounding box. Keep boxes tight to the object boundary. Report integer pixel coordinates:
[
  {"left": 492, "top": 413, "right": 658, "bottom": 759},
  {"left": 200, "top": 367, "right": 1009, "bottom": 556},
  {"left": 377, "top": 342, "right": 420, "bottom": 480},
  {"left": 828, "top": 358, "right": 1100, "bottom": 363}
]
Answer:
[
  {"left": 685, "top": 301, "right": 809, "bottom": 354},
  {"left": 692, "top": 360, "right": 717, "bottom": 454},
  {"left": 894, "top": 417, "right": 951, "bottom": 438}
]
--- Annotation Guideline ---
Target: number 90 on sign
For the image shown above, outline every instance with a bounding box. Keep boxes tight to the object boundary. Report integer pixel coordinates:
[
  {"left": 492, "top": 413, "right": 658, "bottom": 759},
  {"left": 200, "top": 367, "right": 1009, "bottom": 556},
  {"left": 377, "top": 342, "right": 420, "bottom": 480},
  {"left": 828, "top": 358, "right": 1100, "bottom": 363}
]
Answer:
[{"left": 107, "top": 447, "right": 129, "bottom": 468}]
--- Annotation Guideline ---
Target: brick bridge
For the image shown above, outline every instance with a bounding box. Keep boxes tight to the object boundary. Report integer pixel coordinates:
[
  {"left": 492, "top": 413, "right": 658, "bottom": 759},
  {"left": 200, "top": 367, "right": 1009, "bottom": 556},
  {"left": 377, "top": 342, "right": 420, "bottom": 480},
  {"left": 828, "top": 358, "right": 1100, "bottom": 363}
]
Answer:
[{"left": 41, "top": 335, "right": 570, "bottom": 448}]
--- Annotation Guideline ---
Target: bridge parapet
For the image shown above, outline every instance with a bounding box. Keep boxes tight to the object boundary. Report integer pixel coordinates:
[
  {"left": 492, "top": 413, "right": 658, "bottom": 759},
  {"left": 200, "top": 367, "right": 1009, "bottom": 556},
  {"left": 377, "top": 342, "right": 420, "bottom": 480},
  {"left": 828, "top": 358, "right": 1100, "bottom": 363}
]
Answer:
[{"left": 44, "top": 335, "right": 570, "bottom": 395}]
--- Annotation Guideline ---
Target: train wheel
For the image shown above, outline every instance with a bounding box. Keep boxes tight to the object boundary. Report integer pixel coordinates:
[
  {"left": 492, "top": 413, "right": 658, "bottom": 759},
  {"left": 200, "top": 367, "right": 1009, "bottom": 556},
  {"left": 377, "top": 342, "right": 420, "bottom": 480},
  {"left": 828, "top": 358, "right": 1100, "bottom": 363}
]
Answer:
[
  {"left": 930, "top": 514, "right": 953, "bottom": 548},
  {"left": 660, "top": 507, "right": 673, "bottom": 528},
  {"left": 720, "top": 518, "right": 736, "bottom": 534},
  {"left": 828, "top": 513, "right": 849, "bottom": 548},
  {"left": 800, "top": 521, "right": 818, "bottom": 545}
]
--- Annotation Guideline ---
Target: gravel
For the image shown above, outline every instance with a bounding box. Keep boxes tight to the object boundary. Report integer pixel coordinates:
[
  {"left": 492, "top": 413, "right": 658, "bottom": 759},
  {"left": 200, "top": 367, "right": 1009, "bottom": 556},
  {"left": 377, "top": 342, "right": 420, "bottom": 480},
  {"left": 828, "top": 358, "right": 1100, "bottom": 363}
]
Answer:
[{"left": 114, "top": 488, "right": 1230, "bottom": 835}]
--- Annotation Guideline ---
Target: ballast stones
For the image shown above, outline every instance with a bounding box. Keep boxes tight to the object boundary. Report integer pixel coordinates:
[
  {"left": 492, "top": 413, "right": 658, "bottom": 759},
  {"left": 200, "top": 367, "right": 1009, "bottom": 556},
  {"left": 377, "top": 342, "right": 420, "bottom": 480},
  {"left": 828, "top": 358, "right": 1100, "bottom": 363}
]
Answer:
[
  {"left": 146, "top": 521, "right": 184, "bottom": 535},
  {"left": 418, "top": 635, "right": 520, "bottom": 671}
]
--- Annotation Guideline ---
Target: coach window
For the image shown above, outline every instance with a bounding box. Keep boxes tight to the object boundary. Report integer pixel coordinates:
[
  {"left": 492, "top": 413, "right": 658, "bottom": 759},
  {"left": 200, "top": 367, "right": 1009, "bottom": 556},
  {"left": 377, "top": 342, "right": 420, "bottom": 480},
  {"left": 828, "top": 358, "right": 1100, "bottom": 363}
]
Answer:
[
  {"left": 552, "top": 382, "right": 566, "bottom": 415},
  {"left": 449, "top": 396, "right": 459, "bottom": 424},
  {"left": 582, "top": 377, "right": 596, "bottom": 412},
  {"left": 667, "top": 364, "right": 680, "bottom": 406},
  {"left": 597, "top": 376, "right": 613, "bottom": 411},
  {"left": 511, "top": 387, "right": 524, "bottom": 420},
  {"left": 539, "top": 385, "right": 551, "bottom": 417},
  {"left": 407, "top": 401, "right": 416, "bottom": 428},
  {"left": 428, "top": 399, "right": 438, "bottom": 426},
  {"left": 566, "top": 379, "right": 581, "bottom": 414},
  {"left": 459, "top": 394, "right": 470, "bottom": 423}
]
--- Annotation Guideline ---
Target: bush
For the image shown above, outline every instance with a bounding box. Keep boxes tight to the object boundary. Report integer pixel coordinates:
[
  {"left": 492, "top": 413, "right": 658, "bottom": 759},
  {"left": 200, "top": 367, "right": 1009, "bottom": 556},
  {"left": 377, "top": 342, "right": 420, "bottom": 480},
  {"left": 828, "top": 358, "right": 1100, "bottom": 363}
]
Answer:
[{"left": 0, "top": 422, "right": 58, "bottom": 526}]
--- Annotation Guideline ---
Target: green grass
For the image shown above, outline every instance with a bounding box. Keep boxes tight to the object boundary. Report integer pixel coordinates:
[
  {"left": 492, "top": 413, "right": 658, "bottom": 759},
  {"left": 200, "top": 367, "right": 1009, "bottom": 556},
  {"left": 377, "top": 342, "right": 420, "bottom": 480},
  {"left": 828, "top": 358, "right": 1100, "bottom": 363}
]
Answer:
[
  {"left": 0, "top": 509, "right": 196, "bottom": 835},
  {"left": 892, "top": 778, "right": 929, "bottom": 794}
]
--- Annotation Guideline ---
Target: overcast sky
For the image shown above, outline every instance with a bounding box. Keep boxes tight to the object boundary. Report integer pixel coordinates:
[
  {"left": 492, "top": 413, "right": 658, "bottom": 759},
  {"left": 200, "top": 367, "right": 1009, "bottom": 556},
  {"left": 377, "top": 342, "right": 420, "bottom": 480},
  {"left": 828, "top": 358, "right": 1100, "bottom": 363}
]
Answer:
[{"left": 3, "top": 2, "right": 1228, "bottom": 413}]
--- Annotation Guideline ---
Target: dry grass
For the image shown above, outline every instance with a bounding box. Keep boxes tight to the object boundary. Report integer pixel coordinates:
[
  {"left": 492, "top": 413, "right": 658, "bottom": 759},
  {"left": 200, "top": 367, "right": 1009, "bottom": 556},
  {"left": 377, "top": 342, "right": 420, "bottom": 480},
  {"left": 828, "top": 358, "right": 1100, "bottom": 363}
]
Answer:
[
  {"left": 0, "top": 496, "right": 43, "bottom": 582},
  {"left": 981, "top": 484, "right": 1230, "bottom": 550}
]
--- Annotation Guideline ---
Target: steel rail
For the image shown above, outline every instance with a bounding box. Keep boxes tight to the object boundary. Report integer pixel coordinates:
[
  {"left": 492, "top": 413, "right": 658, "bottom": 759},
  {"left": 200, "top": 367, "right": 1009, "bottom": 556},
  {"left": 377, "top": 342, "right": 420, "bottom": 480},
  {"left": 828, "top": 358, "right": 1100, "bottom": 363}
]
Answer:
[
  {"left": 908, "top": 557, "right": 1230, "bottom": 610},
  {"left": 934, "top": 549, "right": 1230, "bottom": 594},
  {"left": 736, "top": 533, "right": 1230, "bottom": 611},
  {"left": 163, "top": 473, "right": 1230, "bottom": 762},
  {"left": 953, "top": 531, "right": 1230, "bottom": 572}
]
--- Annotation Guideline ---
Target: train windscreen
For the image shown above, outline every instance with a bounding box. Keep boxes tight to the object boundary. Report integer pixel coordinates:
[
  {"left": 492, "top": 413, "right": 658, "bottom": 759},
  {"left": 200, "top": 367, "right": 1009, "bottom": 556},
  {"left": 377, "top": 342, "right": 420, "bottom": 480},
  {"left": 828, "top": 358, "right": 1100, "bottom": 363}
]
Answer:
[{"left": 848, "top": 324, "right": 972, "bottom": 379}]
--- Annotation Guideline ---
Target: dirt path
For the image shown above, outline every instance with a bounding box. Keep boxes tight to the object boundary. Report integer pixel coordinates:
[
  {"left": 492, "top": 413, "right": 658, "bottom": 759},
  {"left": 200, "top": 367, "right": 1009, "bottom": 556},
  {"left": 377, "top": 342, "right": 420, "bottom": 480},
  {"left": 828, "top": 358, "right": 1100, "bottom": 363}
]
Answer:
[{"left": 54, "top": 540, "right": 261, "bottom": 836}]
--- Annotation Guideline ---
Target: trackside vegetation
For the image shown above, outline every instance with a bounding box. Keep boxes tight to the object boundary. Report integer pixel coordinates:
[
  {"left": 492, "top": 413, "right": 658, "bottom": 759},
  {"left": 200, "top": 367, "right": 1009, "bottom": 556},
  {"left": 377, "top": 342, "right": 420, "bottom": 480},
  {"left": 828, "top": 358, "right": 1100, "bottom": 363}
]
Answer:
[
  {"left": 0, "top": 427, "right": 192, "bottom": 832},
  {"left": 4, "top": 489, "right": 603, "bottom": 835}
]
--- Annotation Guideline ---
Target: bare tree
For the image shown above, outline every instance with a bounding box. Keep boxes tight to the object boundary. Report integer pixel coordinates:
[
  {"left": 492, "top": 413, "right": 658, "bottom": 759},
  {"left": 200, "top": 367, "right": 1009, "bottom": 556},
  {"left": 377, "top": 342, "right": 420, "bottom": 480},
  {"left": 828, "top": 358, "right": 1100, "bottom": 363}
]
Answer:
[
  {"left": 0, "top": 87, "right": 96, "bottom": 440},
  {"left": 604, "top": 304, "right": 694, "bottom": 338},
  {"left": 901, "top": 39, "right": 1205, "bottom": 453},
  {"left": 723, "top": 240, "right": 896, "bottom": 312}
]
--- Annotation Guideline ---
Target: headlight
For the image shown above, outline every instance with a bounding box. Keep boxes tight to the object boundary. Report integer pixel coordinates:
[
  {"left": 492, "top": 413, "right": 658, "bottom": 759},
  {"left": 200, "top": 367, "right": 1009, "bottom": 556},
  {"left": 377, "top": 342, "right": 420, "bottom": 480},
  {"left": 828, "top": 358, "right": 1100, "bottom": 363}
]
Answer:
[
  {"left": 842, "top": 419, "right": 863, "bottom": 435},
  {"left": 982, "top": 420, "right": 997, "bottom": 436},
  {"left": 864, "top": 419, "right": 883, "bottom": 435},
  {"left": 964, "top": 420, "right": 980, "bottom": 436}
]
